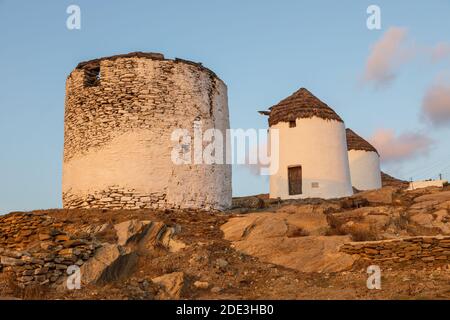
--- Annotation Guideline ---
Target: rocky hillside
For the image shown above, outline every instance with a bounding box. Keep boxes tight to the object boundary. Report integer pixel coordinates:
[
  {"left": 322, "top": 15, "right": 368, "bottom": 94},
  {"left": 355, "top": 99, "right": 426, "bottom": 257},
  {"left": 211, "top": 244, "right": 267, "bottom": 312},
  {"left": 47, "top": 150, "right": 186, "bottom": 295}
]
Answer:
[
  {"left": 1, "top": 184, "right": 450, "bottom": 300},
  {"left": 381, "top": 171, "right": 409, "bottom": 188}
]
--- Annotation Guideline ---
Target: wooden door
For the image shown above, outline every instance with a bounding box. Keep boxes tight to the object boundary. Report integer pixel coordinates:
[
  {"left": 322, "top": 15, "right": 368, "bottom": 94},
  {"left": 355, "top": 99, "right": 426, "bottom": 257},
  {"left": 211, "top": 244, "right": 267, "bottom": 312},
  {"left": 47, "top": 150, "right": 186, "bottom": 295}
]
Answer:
[{"left": 288, "top": 166, "right": 302, "bottom": 195}]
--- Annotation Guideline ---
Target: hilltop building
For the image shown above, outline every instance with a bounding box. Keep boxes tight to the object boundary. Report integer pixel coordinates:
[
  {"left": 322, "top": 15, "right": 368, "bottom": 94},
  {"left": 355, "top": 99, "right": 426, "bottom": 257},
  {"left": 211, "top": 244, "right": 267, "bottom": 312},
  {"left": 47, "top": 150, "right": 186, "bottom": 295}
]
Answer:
[
  {"left": 63, "top": 52, "right": 232, "bottom": 211},
  {"left": 259, "top": 88, "right": 354, "bottom": 200},
  {"left": 346, "top": 128, "right": 382, "bottom": 191}
]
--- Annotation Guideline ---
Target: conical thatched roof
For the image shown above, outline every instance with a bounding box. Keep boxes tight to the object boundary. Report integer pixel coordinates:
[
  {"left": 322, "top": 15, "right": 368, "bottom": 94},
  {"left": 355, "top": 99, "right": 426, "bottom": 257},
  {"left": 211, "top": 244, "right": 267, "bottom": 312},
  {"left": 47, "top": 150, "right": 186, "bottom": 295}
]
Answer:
[
  {"left": 346, "top": 128, "right": 379, "bottom": 154},
  {"left": 259, "top": 88, "right": 344, "bottom": 126}
]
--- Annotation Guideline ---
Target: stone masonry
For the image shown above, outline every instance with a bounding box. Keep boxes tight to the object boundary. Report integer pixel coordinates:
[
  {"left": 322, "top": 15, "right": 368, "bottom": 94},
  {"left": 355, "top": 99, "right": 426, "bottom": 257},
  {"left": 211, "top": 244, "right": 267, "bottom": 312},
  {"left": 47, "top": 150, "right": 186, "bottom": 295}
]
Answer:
[
  {"left": 63, "top": 185, "right": 166, "bottom": 210},
  {"left": 63, "top": 52, "right": 232, "bottom": 211},
  {"left": 0, "top": 212, "right": 97, "bottom": 287},
  {"left": 340, "top": 235, "right": 450, "bottom": 265}
]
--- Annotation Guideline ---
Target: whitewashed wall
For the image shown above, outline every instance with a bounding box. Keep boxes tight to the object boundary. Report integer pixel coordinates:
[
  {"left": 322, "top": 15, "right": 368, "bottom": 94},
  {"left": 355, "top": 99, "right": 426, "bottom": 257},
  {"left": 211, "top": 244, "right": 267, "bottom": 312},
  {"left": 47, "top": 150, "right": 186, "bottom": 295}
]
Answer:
[
  {"left": 348, "top": 150, "right": 382, "bottom": 191},
  {"left": 269, "top": 117, "right": 353, "bottom": 199},
  {"left": 408, "top": 180, "right": 448, "bottom": 190},
  {"left": 63, "top": 56, "right": 231, "bottom": 210}
]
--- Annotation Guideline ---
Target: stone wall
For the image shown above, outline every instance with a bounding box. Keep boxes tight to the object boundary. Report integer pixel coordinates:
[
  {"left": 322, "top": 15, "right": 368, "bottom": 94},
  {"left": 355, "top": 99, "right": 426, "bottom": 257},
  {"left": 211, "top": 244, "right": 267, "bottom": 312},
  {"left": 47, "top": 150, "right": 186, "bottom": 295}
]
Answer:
[
  {"left": 63, "top": 185, "right": 166, "bottom": 210},
  {"left": 0, "top": 212, "right": 97, "bottom": 287},
  {"left": 63, "top": 52, "right": 232, "bottom": 211},
  {"left": 340, "top": 235, "right": 450, "bottom": 265}
]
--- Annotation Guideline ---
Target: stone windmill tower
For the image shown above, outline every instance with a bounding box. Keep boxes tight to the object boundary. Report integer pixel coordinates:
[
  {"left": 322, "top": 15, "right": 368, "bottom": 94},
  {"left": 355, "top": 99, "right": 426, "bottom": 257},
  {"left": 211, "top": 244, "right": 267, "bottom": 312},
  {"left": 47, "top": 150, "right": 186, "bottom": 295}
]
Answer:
[
  {"left": 63, "top": 52, "right": 231, "bottom": 211},
  {"left": 259, "top": 88, "right": 353, "bottom": 200},
  {"left": 346, "top": 128, "right": 382, "bottom": 191}
]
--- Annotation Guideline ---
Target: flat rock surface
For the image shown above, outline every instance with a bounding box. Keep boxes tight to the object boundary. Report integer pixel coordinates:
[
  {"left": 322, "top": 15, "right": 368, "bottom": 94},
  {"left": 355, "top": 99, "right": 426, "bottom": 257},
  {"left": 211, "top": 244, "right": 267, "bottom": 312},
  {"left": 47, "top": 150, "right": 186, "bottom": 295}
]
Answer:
[
  {"left": 414, "top": 191, "right": 450, "bottom": 203},
  {"left": 221, "top": 212, "right": 356, "bottom": 273},
  {"left": 232, "top": 235, "right": 357, "bottom": 273}
]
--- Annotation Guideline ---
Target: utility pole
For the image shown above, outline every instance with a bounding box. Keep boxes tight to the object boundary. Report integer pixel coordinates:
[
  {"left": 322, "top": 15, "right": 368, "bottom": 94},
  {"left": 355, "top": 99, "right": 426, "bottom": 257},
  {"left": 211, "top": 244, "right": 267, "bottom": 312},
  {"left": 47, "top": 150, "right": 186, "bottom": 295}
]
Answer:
[{"left": 439, "top": 173, "right": 442, "bottom": 180}]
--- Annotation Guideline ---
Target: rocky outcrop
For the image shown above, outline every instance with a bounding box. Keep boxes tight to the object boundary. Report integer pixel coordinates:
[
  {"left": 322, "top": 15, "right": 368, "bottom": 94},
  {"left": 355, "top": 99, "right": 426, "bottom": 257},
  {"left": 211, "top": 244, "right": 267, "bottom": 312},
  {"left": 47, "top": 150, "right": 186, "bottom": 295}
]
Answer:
[
  {"left": 0, "top": 211, "right": 187, "bottom": 289},
  {"left": 221, "top": 211, "right": 356, "bottom": 272},
  {"left": 119, "top": 220, "right": 186, "bottom": 253},
  {"left": 381, "top": 171, "right": 408, "bottom": 188},
  {"left": 404, "top": 189, "right": 450, "bottom": 235},
  {"left": 152, "top": 272, "right": 185, "bottom": 299},
  {"left": 79, "top": 219, "right": 187, "bottom": 285},
  {"left": 79, "top": 244, "right": 122, "bottom": 285},
  {"left": 355, "top": 186, "right": 396, "bottom": 205},
  {"left": 222, "top": 209, "right": 328, "bottom": 241},
  {"left": 232, "top": 235, "right": 357, "bottom": 273},
  {"left": 114, "top": 219, "right": 151, "bottom": 246},
  {"left": 232, "top": 196, "right": 266, "bottom": 209},
  {"left": 413, "top": 190, "right": 450, "bottom": 204},
  {"left": 327, "top": 206, "right": 407, "bottom": 241}
]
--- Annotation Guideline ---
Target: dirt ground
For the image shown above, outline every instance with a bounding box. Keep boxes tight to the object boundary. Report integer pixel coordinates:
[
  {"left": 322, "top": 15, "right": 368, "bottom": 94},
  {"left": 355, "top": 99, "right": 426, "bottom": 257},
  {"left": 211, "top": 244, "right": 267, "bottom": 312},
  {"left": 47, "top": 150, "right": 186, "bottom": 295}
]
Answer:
[{"left": 1, "top": 207, "right": 449, "bottom": 300}]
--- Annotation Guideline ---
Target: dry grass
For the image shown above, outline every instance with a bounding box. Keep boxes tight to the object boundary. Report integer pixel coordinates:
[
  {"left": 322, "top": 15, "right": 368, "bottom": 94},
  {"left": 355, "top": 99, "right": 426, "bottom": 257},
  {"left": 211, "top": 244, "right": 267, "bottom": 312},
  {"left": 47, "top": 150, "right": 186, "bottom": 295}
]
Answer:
[
  {"left": 346, "top": 224, "right": 379, "bottom": 242},
  {"left": 325, "top": 214, "right": 379, "bottom": 241},
  {"left": 0, "top": 272, "right": 50, "bottom": 300}
]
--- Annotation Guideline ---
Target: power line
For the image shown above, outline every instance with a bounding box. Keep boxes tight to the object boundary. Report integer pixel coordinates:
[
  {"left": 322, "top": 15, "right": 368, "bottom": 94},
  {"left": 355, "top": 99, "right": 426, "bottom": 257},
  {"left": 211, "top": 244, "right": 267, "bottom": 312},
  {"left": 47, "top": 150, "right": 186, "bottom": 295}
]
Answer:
[{"left": 402, "top": 156, "right": 450, "bottom": 180}]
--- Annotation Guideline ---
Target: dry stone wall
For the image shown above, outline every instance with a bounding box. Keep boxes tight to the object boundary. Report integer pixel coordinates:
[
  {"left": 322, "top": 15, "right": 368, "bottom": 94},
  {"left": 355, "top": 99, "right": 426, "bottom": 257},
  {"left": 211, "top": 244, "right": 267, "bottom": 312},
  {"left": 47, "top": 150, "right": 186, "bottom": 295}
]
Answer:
[
  {"left": 0, "top": 212, "right": 97, "bottom": 287},
  {"left": 63, "top": 185, "right": 166, "bottom": 210},
  {"left": 340, "top": 235, "right": 450, "bottom": 265},
  {"left": 63, "top": 52, "right": 232, "bottom": 211}
]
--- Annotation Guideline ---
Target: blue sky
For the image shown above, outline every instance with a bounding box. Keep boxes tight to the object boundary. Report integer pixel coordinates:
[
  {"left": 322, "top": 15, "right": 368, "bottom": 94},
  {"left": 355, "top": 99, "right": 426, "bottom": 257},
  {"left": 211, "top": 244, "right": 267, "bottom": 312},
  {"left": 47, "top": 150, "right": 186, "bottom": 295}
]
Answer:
[{"left": 1, "top": 0, "right": 450, "bottom": 213}]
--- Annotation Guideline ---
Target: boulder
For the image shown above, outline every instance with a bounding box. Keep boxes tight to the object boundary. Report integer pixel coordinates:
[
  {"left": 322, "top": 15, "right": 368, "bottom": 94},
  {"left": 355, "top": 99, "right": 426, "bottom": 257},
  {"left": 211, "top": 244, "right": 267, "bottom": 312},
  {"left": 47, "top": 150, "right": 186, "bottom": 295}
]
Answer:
[
  {"left": 159, "top": 227, "right": 186, "bottom": 253},
  {"left": 410, "top": 213, "right": 434, "bottom": 227},
  {"left": 114, "top": 220, "right": 150, "bottom": 246},
  {"left": 116, "top": 220, "right": 187, "bottom": 253},
  {"left": 356, "top": 187, "right": 396, "bottom": 204},
  {"left": 79, "top": 244, "right": 121, "bottom": 284},
  {"left": 232, "top": 196, "right": 265, "bottom": 209},
  {"left": 232, "top": 235, "right": 356, "bottom": 273},
  {"left": 285, "top": 212, "right": 329, "bottom": 236},
  {"left": 193, "top": 281, "right": 209, "bottom": 289},
  {"left": 152, "top": 272, "right": 185, "bottom": 299},
  {"left": 221, "top": 210, "right": 329, "bottom": 241},
  {"left": 139, "top": 221, "right": 168, "bottom": 249},
  {"left": 222, "top": 213, "right": 356, "bottom": 273},
  {"left": 220, "top": 215, "right": 262, "bottom": 241}
]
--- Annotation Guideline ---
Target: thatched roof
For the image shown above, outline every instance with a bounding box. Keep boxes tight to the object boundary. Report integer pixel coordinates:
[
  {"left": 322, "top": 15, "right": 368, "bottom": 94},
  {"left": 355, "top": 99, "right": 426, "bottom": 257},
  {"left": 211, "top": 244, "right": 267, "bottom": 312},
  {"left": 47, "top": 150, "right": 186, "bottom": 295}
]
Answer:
[
  {"left": 346, "top": 128, "right": 379, "bottom": 154},
  {"left": 259, "top": 88, "right": 344, "bottom": 126}
]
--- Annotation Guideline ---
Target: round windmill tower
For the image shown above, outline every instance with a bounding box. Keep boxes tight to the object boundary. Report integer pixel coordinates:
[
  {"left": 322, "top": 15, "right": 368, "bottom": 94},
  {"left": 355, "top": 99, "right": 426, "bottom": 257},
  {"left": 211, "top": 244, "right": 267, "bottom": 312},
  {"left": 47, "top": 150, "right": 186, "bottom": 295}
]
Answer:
[
  {"left": 346, "top": 128, "right": 382, "bottom": 191},
  {"left": 63, "top": 52, "right": 232, "bottom": 211},
  {"left": 259, "top": 88, "right": 353, "bottom": 200}
]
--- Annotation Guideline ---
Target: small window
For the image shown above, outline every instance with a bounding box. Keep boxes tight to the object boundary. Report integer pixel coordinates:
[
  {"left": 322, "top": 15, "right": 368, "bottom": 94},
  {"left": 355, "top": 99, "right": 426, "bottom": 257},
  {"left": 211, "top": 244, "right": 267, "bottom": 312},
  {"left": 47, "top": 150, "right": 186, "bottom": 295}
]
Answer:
[
  {"left": 84, "top": 65, "right": 101, "bottom": 87},
  {"left": 311, "top": 182, "right": 319, "bottom": 188},
  {"left": 289, "top": 120, "right": 296, "bottom": 128}
]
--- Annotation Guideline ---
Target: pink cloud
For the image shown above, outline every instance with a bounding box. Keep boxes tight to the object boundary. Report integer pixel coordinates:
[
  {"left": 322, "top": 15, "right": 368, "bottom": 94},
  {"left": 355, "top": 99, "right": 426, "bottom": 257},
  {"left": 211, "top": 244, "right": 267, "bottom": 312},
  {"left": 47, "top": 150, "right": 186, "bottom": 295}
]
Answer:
[
  {"left": 362, "top": 27, "right": 413, "bottom": 87},
  {"left": 422, "top": 80, "right": 450, "bottom": 127},
  {"left": 369, "top": 129, "right": 433, "bottom": 163},
  {"left": 431, "top": 42, "right": 450, "bottom": 62}
]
